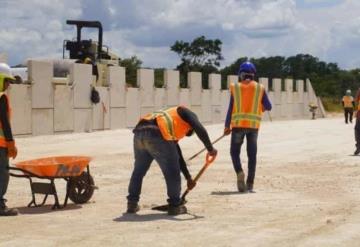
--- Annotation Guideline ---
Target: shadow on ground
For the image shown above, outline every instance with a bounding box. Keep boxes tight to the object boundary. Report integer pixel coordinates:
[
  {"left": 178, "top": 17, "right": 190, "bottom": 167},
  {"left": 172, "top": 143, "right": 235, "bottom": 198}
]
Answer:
[
  {"left": 18, "top": 204, "right": 82, "bottom": 215},
  {"left": 113, "top": 212, "right": 204, "bottom": 222}
]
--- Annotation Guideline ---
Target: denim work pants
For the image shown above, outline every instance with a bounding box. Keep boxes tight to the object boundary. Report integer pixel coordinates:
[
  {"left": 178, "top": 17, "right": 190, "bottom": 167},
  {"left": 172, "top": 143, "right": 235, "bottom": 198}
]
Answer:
[
  {"left": 344, "top": 108, "right": 353, "bottom": 123},
  {"left": 0, "top": 148, "right": 9, "bottom": 202},
  {"left": 127, "top": 129, "right": 181, "bottom": 206},
  {"left": 230, "top": 128, "right": 259, "bottom": 184},
  {"left": 355, "top": 119, "right": 360, "bottom": 149}
]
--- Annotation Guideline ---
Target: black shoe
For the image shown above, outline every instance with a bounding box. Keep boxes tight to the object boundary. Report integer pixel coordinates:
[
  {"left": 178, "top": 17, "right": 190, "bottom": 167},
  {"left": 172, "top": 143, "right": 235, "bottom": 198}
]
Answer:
[
  {"left": 126, "top": 202, "right": 140, "bottom": 214},
  {"left": 168, "top": 205, "right": 187, "bottom": 216},
  {"left": 237, "top": 171, "right": 247, "bottom": 193},
  {"left": 247, "top": 183, "right": 255, "bottom": 193},
  {"left": 354, "top": 148, "right": 360, "bottom": 155}
]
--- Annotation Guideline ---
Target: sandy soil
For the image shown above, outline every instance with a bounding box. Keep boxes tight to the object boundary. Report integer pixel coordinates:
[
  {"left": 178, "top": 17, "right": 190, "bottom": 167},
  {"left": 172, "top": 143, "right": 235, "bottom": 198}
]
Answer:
[{"left": 1, "top": 117, "right": 360, "bottom": 247}]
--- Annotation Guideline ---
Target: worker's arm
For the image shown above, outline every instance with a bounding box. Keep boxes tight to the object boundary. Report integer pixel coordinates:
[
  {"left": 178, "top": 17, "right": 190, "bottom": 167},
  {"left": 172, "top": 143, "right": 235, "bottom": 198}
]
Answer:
[
  {"left": 262, "top": 91, "right": 272, "bottom": 111},
  {"left": 176, "top": 144, "right": 191, "bottom": 180},
  {"left": 0, "top": 95, "right": 14, "bottom": 141},
  {"left": 224, "top": 95, "right": 233, "bottom": 129},
  {"left": 177, "top": 107, "right": 214, "bottom": 152}
]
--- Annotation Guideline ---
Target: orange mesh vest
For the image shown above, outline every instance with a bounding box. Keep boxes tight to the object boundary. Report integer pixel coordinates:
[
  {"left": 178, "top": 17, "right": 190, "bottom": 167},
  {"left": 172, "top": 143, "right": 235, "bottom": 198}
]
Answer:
[
  {"left": 141, "top": 107, "right": 192, "bottom": 141},
  {"left": 342, "top": 96, "right": 353, "bottom": 108},
  {"left": 230, "top": 81, "right": 264, "bottom": 129},
  {"left": 0, "top": 93, "right": 11, "bottom": 147}
]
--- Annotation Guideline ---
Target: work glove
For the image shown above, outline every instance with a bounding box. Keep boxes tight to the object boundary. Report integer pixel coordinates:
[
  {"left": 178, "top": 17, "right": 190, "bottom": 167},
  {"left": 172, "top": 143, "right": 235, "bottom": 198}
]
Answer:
[
  {"left": 223, "top": 127, "right": 231, "bottom": 136},
  {"left": 7, "top": 141, "right": 17, "bottom": 159},
  {"left": 187, "top": 178, "right": 196, "bottom": 190},
  {"left": 207, "top": 148, "right": 218, "bottom": 158}
]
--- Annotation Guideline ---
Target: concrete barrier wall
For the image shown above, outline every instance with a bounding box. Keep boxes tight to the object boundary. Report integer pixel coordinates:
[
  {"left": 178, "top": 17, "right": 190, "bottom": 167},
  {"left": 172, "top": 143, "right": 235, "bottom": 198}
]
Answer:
[{"left": 8, "top": 60, "right": 324, "bottom": 136}]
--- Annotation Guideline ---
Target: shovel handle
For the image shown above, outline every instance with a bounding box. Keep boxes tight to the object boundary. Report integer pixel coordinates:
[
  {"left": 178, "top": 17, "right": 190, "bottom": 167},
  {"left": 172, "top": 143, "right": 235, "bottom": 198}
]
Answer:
[{"left": 188, "top": 134, "right": 225, "bottom": 161}]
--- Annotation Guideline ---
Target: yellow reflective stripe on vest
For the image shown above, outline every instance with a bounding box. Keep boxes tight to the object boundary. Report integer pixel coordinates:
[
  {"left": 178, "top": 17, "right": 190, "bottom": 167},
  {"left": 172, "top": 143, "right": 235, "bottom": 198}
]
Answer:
[
  {"left": 0, "top": 129, "right": 4, "bottom": 138},
  {"left": 233, "top": 83, "right": 242, "bottom": 126},
  {"left": 251, "top": 83, "right": 261, "bottom": 128},
  {"left": 153, "top": 110, "right": 175, "bottom": 139}
]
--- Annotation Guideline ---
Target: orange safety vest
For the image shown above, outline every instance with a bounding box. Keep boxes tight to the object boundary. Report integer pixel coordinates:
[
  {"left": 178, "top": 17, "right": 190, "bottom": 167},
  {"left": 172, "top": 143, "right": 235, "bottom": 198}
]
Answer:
[
  {"left": 230, "top": 81, "right": 265, "bottom": 129},
  {"left": 141, "top": 107, "right": 192, "bottom": 141},
  {"left": 0, "top": 93, "right": 11, "bottom": 148},
  {"left": 342, "top": 95, "right": 354, "bottom": 108}
]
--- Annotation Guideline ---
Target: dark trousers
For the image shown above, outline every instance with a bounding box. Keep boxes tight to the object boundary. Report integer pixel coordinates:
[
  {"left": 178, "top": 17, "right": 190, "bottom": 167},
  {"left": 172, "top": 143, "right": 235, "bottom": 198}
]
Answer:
[
  {"left": 344, "top": 108, "right": 353, "bottom": 123},
  {"left": 0, "top": 148, "right": 9, "bottom": 203},
  {"left": 230, "top": 128, "right": 258, "bottom": 185},
  {"left": 355, "top": 119, "right": 360, "bottom": 149},
  {"left": 127, "top": 129, "right": 182, "bottom": 206}
]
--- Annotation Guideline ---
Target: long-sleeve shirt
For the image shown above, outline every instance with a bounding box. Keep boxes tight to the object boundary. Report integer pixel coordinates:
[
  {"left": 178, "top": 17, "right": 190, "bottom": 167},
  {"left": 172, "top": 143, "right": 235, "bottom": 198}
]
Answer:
[
  {"left": 176, "top": 144, "right": 191, "bottom": 180},
  {"left": 225, "top": 91, "right": 272, "bottom": 128},
  {"left": 0, "top": 95, "right": 14, "bottom": 141}
]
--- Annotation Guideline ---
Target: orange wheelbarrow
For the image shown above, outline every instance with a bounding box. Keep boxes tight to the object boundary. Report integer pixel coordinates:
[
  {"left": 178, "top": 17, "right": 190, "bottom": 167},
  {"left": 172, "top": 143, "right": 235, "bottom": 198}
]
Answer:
[{"left": 9, "top": 156, "right": 97, "bottom": 210}]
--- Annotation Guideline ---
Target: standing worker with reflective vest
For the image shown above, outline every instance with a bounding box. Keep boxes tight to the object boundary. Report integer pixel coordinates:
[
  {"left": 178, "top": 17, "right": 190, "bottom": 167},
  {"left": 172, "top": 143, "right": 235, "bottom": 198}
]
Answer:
[
  {"left": 0, "top": 63, "right": 18, "bottom": 216},
  {"left": 224, "top": 61, "right": 272, "bottom": 193},
  {"left": 342, "top": 89, "right": 355, "bottom": 124},
  {"left": 126, "top": 106, "right": 217, "bottom": 215}
]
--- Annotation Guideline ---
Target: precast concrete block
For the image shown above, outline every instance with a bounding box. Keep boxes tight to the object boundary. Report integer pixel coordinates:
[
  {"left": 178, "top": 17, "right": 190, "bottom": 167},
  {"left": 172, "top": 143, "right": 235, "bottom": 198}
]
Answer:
[
  {"left": 92, "top": 87, "right": 110, "bottom": 130},
  {"left": 8, "top": 84, "right": 32, "bottom": 135},
  {"left": 303, "top": 92, "right": 309, "bottom": 116},
  {"left": 292, "top": 103, "right": 302, "bottom": 118},
  {"left": 54, "top": 85, "right": 74, "bottom": 132},
  {"left": 273, "top": 78, "right": 282, "bottom": 104},
  {"left": 307, "top": 79, "right": 317, "bottom": 103},
  {"left": 201, "top": 90, "right": 211, "bottom": 123},
  {"left": 110, "top": 107, "right": 126, "bottom": 129},
  {"left": 191, "top": 105, "right": 202, "bottom": 121},
  {"left": 211, "top": 105, "right": 222, "bottom": 123},
  {"left": 74, "top": 109, "right": 92, "bottom": 133},
  {"left": 227, "top": 75, "right": 238, "bottom": 89},
  {"left": 165, "top": 70, "right": 179, "bottom": 106},
  {"left": 286, "top": 104, "right": 293, "bottom": 119},
  {"left": 179, "top": 89, "right": 190, "bottom": 107},
  {"left": 209, "top": 73, "right": 221, "bottom": 106},
  {"left": 0, "top": 53, "right": 7, "bottom": 63},
  {"left": 154, "top": 88, "right": 166, "bottom": 110},
  {"left": 28, "top": 60, "right": 54, "bottom": 108},
  {"left": 188, "top": 72, "right": 202, "bottom": 106},
  {"left": 109, "top": 66, "right": 126, "bottom": 107},
  {"left": 285, "top": 79, "right": 293, "bottom": 103},
  {"left": 268, "top": 91, "right": 275, "bottom": 105},
  {"left": 280, "top": 92, "right": 287, "bottom": 118},
  {"left": 32, "top": 109, "right": 54, "bottom": 136},
  {"left": 297, "top": 80, "right": 304, "bottom": 103},
  {"left": 259, "top": 78, "right": 269, "bottom": 91},
  {"left": 293, "top": 92, "right": 299, "bottom": 104},
  {"left": 270, "top": 104, "right": 280, "bottom": 120},
  {"left": 138, "top": 69, "right": 154, "bottom": 107},
  {"left": 71, "top": 63, "right": 92, "bottom": 108},
  {"left": 140, "top": 107, "right": 154, "bottom": 119},
  {"left": 126, "top": 88, "right": 140, "bottom": 128},
  {"left": 221, "top": 90, "right": 230, "bottom": 121}
]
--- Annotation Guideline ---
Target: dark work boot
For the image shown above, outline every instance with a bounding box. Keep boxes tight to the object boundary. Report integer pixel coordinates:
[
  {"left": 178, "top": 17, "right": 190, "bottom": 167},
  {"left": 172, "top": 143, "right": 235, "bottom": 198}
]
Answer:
[
  {"left": 126, "top": 202, "right": 140, "bottom": 214},
  {"left": 247, "top": 183, "right": 255, "bottom": 193},
  {"left": 168, "top": 204, "right": 187, "bottom": 216},
  {"left": 354, "top": 148, "right": 360, "bottom": 155},
  {"left": 0, "top": 200, "right": 18, "bottom": 216},
  {"left": 237, "top": 171, "right": 247, "bottom": 193}
]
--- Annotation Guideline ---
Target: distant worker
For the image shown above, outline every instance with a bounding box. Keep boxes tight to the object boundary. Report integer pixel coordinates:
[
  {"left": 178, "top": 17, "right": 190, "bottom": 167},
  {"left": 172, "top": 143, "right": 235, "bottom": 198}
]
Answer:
[
  {"left": 224, "top": 61, "right": 272, "bottom": 193},
  {"left": 354, "top": 89, "right": 360, "bottom": 155},
  {"left": 342, "top": 89, "right": 354, "bottom": 124},
  {"left": 0, "top": 63, "right": 18, "bottom": 216},
  {"left": 308, "top": 103, "right": 318, "bottom": 120},
  {"left": 126, "top": 106, "right": 217, "bottom": 215}
]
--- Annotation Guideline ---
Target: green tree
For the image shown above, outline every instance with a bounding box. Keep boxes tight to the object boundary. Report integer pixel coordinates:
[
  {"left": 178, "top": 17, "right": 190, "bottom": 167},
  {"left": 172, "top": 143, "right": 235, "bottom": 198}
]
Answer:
[{"left": 119, "top": 56, "right": 142, "bottom": 87}]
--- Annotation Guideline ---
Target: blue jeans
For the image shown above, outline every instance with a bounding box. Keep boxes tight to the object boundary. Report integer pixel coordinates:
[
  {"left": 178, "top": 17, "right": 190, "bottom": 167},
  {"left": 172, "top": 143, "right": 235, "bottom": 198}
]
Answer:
[
  {"left": 127, "top": 129, "right": 182, "bottom": 206},
  {"left": 0, "top": 148, "right": 9, "bottom": 203},
  {"left": 230, "top": 128, "right": 258, "bottom": 184}
]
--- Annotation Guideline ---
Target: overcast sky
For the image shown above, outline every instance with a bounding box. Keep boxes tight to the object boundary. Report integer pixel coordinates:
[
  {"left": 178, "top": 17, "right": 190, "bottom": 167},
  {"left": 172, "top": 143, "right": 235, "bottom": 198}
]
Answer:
[{"left": 1, "top": 0, "right": 359, "bottom": 70}]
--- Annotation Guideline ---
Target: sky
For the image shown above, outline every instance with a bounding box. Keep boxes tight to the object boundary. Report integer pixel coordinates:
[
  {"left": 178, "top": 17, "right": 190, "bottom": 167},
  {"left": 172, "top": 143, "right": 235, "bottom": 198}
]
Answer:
[{"left": 1, "top": 0, "right": 360, "bottom": 70}]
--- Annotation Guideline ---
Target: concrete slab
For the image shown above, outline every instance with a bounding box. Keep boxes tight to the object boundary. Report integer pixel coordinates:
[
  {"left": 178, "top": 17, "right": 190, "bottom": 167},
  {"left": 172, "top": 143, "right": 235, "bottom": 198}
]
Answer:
[
  {"left": 191, "top": 105, "right": 202, "bottom": 121},
  {"left": 210, "top": 74, "right": 221, "bottom": 106},
  {"left": 201, "top": 90, "right": 211, "bottom": 123},
  {"left": 211, "top": 106, "right": 222, "bottom": 123},
  {"left": 140, "top": 107, "right": 154, "bottom": 118},
  {"left": 297, "top": 80, "right": 304, "bottom": 103},
  {"left": 285, "top": 79, "right": 293, "bottom": 103},
  {"left": 71, "top": 63, "right": 92, "bottom": 108},
  {"left": 281, "top": 92, "right": 287, "bottom": 118},
  {"left": 138, "top": 69, "right": 154, "bottom": 107},
  {"left": 0, "top": 53, "right": 7, "bottom": 63},
  {"left": 54, "top": 85, "right": 74, "bottom": 132},
  {"left": 74, "top": 109, "right": 92, "bottom": 133},
  {"left": 110, "top": 108, "right": 126, "bottom": 129},
  {"left": 28, "top": 60, "right": 54, "bottom": 109},
  {"left": 227, "top": 75, "right": 238, "bottom": 89},
  {"left": 109, "top": 66, "right": 126, "bottom": 107},
  {"left": 8, "top": 84, "right": 32, "bottom": 135},
  {"left": 273, "top": 78, "right": 282, "bottom": 104},
  {"left": 179, "top": 89, "right": 190, "bottom": 107},
  {"left": 154, "top": 88, "right": 166, "bottom": 110},
  {"left": 259, "top": 78, "right": 269, "bottom": 91},
  {"left": 32, "top": 109, "right": 54, "bottom": 136},
  {"left": 126, "top": 88, "right": 140, "bottom": 128},
  {"left": 221, "top": 90, "right": 230, "bottom": 121},
  {"left": 165, "top": 70, "right": 179, "bottom": 107},
  {"left": 189, "top": 72, "right": 202, "bottom": 106},
  {"left": 92, "top": 87, "right": 110, "bottom": 130}
]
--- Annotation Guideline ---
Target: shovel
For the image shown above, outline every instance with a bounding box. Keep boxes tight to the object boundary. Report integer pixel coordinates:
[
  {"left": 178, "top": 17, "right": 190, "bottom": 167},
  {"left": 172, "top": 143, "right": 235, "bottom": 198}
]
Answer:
[{"left": 152, "top": 153, "right": 217, "bottom": 211}]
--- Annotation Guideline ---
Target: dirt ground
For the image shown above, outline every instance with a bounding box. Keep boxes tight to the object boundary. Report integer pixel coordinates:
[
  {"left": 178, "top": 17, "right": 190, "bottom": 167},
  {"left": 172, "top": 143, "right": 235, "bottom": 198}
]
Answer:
[{"left": 1, "top": 116, "right": 360, "bottom": 247}]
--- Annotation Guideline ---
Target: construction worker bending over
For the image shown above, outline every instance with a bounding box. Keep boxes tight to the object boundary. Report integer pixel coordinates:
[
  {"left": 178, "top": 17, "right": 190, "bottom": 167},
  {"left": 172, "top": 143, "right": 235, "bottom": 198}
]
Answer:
[
  {"left": 0, "top": 63, "right": 18, "bottom": 216},
  {"left": 126, "top": 106, "right": 217, "bottom": 215},
  {"left": 224, "top": 61, "right": 272, "bottom": 193},
  {"left": 342, "top": 89, "right": 354, "bottom": 124}
]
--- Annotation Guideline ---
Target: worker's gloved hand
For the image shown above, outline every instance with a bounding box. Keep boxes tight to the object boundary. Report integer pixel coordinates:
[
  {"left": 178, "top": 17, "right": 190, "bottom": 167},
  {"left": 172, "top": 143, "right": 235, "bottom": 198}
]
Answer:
[
  {"left": 187, "top": 178, "right": 196, "bottom": 190},
  {"left": 208, "top": 148, "right": 218, "bottom": 157},
  {"left": 7, "top": 141, "right": 17, "bottom": 159},
  {"left": 223, "top": 127, "right": 231, "bottom": 136}
]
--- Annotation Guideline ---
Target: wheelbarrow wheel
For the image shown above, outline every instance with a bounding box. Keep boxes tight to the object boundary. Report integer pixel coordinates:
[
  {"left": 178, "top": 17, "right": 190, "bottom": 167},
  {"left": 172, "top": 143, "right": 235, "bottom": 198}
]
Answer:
[{"left": 67, "top": 172, "right": 95, "bottom": 204}]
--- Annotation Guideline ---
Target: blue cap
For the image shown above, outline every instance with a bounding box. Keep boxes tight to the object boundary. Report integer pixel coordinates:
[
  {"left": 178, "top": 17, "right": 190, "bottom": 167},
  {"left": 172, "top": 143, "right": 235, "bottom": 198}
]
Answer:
[{"left": 238, "top": 61, "right": 256, "bottom": 75}]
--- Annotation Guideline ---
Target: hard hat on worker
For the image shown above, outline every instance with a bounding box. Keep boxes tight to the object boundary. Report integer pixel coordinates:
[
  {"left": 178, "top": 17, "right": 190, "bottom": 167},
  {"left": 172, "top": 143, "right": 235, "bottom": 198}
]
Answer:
[
  {"left": 0, "top": 63, "right": 15, "bottom": 92},
  {"left": 238, "top": 61, "right": 256, "bottom": 75},
  {"left": 346, "top": 89, "right": 351, "bottom": 95}
]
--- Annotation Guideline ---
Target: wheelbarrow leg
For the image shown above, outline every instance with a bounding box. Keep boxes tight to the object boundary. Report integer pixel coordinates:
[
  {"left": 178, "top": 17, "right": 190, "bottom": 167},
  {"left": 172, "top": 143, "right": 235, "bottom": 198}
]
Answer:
[{"left": 51, "top": 179, "right": 61, "bottom": 210}]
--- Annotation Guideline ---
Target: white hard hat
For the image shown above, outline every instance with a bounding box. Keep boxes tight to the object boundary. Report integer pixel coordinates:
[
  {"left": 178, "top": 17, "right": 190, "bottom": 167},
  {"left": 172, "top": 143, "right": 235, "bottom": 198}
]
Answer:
[
  {"left": 346, "top": 89, "right": 351, "bottom": 94},
  {"left": 0, "top": 63, "right": 15, "bottom": 81}
]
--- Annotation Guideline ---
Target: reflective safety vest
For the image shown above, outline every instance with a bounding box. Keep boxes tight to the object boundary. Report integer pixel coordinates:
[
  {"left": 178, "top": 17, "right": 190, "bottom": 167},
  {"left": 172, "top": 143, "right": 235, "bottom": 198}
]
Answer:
[
  {"left": 230, "top": 81, "right": 265, "bottom": 129},
  {"left": 342, "top": 95, "right": 354, "bottom": 108},
  {"left": 0, "top": 93, "right": 11, "bottom": 148},
  {"left": 141, "top": 107, "right": 192, "bottom": 141}
]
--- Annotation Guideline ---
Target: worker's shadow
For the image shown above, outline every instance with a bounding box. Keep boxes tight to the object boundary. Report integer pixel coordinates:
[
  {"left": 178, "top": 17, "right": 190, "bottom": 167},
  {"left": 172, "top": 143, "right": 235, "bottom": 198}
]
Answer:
[
  {"left": 211, "top": 191, "right": 251, "bottom": 195},
  {"left": 113, "top": 212, "right": 204, "bottom": 222},
  {"left": 17, "top": 204, "right": 82, "bottom": 215}
]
